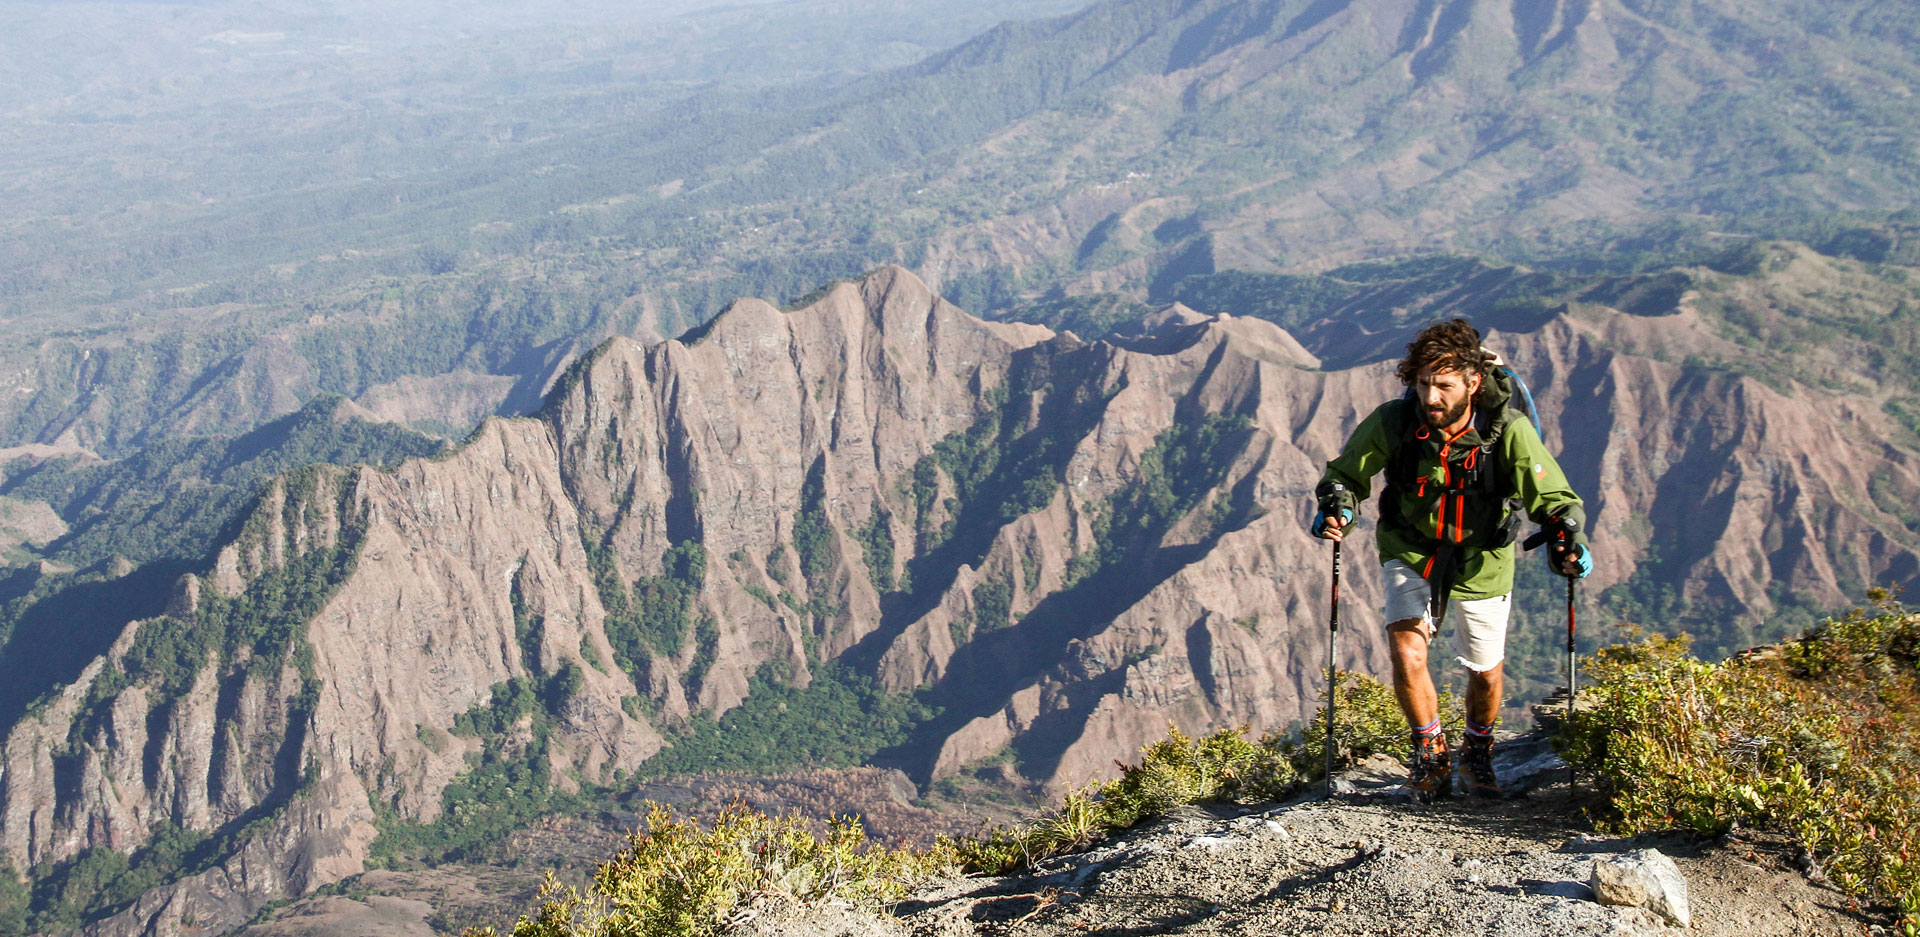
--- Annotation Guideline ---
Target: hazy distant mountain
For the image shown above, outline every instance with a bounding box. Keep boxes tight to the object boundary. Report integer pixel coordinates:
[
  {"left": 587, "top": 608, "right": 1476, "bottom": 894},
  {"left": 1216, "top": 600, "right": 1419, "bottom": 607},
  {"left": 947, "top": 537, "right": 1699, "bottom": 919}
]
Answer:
[
  {"left": 2, "top": 0, "right": 1914, "bottom": 458},
  {"left": 882, "top": 0, "right": 1920, "bottom": 285}
]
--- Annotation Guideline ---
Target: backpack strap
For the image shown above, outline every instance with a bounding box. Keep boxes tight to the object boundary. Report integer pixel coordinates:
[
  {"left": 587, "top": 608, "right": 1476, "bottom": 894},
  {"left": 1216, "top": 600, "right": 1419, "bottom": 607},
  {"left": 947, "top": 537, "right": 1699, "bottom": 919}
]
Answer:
[
  {"left": 1377, "top": 394, "right": 1422, "bottom": 534},
  {"left": 1379, "top": 394, "right": 1525, "bottom": 556}
]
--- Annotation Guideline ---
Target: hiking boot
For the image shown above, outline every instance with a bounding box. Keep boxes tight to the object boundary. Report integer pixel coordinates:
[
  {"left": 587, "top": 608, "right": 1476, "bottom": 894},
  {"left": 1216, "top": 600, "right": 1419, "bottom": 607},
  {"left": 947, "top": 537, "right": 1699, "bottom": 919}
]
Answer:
[
  {"left": 1461, "top": 734, "right": 1502, "bottom": 798},
  {"left": 1399, "top": 731, "right": 1452, "bottom": 801}
]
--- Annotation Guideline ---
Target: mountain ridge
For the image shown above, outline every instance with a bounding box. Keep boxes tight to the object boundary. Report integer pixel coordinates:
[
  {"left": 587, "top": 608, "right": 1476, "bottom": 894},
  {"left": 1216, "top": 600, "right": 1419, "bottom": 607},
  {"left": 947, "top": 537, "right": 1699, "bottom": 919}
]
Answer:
[{"left": 5, "top": 265, "right": 1916, "bottom": 933}]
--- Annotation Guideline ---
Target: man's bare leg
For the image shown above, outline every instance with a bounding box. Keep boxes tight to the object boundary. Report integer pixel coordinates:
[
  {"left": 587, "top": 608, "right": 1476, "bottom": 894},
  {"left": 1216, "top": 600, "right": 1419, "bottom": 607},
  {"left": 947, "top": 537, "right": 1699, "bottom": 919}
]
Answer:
[
  {"left": 1461, "top": 660, "right": 1506, "bottom": 797},
  {"left": 1465, "top": 661, "right": 1504, "bottom": 730},
  {"left": 1388, "top": 618, "right": 1451, "bottom": 798},
  {"left": 1388, "top": 619, "right": 1438, "bottom": 727}
]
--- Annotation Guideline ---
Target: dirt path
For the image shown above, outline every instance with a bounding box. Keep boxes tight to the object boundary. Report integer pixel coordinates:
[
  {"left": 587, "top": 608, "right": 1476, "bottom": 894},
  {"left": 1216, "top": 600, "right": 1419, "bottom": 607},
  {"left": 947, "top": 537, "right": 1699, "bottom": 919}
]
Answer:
[{"left": 880, "top": 737, "right": 1887, "bottom": 937}]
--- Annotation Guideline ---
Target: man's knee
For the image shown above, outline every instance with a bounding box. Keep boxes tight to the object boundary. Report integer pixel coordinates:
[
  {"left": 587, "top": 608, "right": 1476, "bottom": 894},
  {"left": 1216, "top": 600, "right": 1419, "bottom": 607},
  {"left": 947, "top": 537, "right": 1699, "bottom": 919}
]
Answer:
[
  {"left": 1387, "top": 618, "right": 1430, "bottom": 644},
  {"left": 1387, "top": 618, "right": 1430, "bottom": 663}
]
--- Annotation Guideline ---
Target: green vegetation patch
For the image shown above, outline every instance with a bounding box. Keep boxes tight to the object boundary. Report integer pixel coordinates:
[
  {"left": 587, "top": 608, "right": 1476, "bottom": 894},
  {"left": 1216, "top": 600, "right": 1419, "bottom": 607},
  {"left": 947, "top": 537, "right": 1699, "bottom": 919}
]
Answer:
[
  {"left": 684, "top": 616, "right": 721, "bottom": 702},
  {"left": 584, "top": 532, "right": 708, "bottom": 677},
  {"left": 896, "top": 367, "right": 1111, "bottom": 622},
  {"left": 371, "top": 669, "right": 582, "bottom": 868},
  {"left": 0, "top": 822, "right": 212, "bottom": 936},
  {"left": 1067, "top": 411, "right": 1250, "bottom": 584},
  {"left": 908, "top": 381, "right": 1074, "bottom": 558},
  {"left": 970, "top": 578, "right": 1011, "bottom": 634},
  {"left": 510, "top": 564, "right": 545, "bottom": 673},
  {"left": 1563, "top": 595, "right": 1920, "bottom": 932},
  {"left": 929, "top": 386, "right": 1060, "bottom": 522},
  {"left": 856, "top": 508, "right": 895, "bottom": 594},
  {"left": 471, "top": 803, "right": 935, "bottom": 937},
  {"left": 792, "top": 467, "right": 840, "bottom": 592},
  {"left": 637, "top": 664, "right": 934, "bottom": 779}
]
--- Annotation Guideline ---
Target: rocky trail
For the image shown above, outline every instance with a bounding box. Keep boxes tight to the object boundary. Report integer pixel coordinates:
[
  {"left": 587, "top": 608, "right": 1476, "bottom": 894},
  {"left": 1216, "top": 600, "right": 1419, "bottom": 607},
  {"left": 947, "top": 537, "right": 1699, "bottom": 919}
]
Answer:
[
  {"left": 749, "top": 732, "right": 1886, "bottom": 937},
  {"left": 231, "top": 730, "right": 1892, "bottom": 937}
]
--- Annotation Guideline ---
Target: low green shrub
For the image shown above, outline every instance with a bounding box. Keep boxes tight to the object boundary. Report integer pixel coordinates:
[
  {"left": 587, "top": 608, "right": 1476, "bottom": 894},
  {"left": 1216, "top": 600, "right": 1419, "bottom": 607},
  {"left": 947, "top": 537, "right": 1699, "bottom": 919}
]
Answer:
[
  {"left": 1563, "top": 594, "right": 1920, "bottom": 934},
  {"left": 945, "top": 725, "right": 1291, "bottom": 876},
  {"left": 470, "top": 803, "right": 940, "bottom": 937},
  {"left": 1290, "top": 669, "right": 1463, "bottom": 773},
  {"left": 946, "top": 670, "right": 1466, "bottom": 876},
  {"left": 950, "top": 675, "right": 1431, "bottom": 875}
]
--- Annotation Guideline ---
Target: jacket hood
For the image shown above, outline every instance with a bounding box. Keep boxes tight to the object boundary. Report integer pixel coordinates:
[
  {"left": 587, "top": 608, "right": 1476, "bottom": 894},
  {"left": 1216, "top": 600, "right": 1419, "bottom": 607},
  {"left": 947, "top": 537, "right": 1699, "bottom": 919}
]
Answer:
[{"left": 1474, "top": 361, "right": 1515, "bottom": 414}]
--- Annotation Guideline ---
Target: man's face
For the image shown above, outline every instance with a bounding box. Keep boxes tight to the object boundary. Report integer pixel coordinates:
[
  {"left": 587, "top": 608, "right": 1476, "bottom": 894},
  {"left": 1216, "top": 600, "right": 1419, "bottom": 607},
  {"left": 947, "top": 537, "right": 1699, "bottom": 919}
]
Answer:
[{"left": 1415, "top": 367, "right": 1481, "bottom": 431}]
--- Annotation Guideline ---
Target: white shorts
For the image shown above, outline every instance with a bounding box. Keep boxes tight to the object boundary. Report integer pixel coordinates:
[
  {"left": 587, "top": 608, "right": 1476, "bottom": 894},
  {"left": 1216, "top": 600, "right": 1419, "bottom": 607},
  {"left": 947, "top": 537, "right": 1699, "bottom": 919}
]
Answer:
[{"left": 1383, "top": 560, "right": 1510, "bottom": 673}]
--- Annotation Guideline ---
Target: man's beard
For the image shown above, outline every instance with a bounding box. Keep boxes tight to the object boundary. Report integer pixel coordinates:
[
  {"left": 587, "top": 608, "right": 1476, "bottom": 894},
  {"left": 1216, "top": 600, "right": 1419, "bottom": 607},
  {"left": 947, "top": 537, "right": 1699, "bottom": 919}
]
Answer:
[{"left": 1426, "top": 396, "right": 1469, "bottom": 429}]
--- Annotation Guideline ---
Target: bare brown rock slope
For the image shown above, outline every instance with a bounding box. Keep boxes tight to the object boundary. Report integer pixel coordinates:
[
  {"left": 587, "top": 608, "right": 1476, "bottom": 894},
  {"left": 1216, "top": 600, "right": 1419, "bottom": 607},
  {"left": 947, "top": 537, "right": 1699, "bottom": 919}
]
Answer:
[{"left": 4, "top": 265, "right": 1917, "bottom": 934}]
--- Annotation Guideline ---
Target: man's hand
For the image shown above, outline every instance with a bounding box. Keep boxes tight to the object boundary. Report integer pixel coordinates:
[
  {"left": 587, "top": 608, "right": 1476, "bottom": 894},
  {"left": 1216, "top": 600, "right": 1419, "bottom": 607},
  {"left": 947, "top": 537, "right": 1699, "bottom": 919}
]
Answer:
[
  {"left": 1311, "top": 508, "right": 1352, "bottom": 541},
  {"left": 1550, "top": 541, "right": 1591, "bottom": 579},
  {"left": 1524, "top": 514, "right": 1590, "bottom": 578},
  {"left": 1312, "top": 482, "right": 1351, "bottom": 541}
]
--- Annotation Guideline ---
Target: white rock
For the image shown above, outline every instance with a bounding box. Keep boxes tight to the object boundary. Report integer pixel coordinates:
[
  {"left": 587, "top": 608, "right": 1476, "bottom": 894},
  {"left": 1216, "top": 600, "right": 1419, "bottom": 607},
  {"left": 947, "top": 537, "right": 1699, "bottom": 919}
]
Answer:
[{"left": 1589, "top": 848, "right": 1691, "bottom": 927}]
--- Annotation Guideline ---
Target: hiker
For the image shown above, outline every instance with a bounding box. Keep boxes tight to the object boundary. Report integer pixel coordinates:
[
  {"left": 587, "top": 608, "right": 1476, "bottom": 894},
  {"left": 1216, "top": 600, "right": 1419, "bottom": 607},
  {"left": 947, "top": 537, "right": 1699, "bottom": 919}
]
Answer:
[{"left": 1311, "top": 319, "right": 1590, "bottom": 799}]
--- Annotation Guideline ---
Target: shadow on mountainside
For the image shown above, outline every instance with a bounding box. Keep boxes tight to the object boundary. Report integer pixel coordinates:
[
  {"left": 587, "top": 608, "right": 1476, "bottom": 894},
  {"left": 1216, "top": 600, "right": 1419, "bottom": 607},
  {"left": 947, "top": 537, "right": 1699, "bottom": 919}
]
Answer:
[
  {"left": 845, "top": 342, "right": 1119, "bottom": 671},
  {"left": 878, "top": 416, "right": 1263, "bottom": 784},
  {"left": 0, "top": 558, "right": 190, "bottom": 731}
]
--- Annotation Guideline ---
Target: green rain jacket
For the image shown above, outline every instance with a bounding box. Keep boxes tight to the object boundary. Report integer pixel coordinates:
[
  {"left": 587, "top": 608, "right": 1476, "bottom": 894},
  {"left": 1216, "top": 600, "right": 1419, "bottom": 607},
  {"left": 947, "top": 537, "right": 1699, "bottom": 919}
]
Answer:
[{"left": 1318, "top": 368, "right": 1588, "bottom": 600}]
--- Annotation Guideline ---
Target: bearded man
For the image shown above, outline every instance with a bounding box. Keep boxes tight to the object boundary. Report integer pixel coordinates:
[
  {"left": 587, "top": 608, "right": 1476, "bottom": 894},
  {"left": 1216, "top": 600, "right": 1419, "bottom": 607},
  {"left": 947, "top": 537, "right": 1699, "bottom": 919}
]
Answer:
[{"left": 1313, "top": 319, "right": 1591, "bottom": 799}]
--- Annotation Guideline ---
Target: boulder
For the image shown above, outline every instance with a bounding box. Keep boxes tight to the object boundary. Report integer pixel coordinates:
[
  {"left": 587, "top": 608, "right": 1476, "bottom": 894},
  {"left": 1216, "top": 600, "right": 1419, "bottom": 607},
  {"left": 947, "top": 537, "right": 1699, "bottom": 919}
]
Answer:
[{"left": 1589, "top": 848, "right": 1691, "bottom": 927}]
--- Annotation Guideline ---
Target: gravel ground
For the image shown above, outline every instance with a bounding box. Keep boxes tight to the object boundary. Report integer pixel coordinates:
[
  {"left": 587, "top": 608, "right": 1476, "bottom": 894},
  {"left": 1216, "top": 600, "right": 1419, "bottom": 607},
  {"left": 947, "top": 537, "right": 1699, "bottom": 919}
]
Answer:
[{"left": 865, "top": 733, "right": 1892, "bottom": 937}]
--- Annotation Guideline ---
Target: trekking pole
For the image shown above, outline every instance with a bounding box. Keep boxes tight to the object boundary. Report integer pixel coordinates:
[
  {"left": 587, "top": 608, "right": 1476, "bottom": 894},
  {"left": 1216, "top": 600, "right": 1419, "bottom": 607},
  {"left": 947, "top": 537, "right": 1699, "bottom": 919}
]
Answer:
[
  {"left": 1326, "top": 538, "right": 1341, "bottom": 800},
  {"left": 1523, "top": 516, "right": 1582, "bottom": 790},
  {"left": 1566, "top": 575, "right": 1576, "bottom": 789}
]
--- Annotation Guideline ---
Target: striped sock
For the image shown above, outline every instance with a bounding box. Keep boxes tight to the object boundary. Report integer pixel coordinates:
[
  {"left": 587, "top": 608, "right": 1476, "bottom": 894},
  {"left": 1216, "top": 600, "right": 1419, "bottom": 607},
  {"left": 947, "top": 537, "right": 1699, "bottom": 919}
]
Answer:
[
  {"left": 1412, "top": 716, "right": 1443, "bottom": 738},
  {"left": 1465, "top": 717, "right": 1495, "bottom": 738}
]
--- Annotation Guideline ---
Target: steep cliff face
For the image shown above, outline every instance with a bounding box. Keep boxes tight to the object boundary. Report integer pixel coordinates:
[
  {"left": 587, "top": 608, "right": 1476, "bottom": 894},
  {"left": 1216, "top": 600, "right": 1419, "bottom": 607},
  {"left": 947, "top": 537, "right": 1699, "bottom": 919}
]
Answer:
[
  {"left": 0, "top": 419, "right": 665, "bottom": 935},
  {"left": 0, "top": 468, "right": 369, "bottom": 934},
  {"left": 4, "top": 266, "right": 1917, "bottom": 934}
]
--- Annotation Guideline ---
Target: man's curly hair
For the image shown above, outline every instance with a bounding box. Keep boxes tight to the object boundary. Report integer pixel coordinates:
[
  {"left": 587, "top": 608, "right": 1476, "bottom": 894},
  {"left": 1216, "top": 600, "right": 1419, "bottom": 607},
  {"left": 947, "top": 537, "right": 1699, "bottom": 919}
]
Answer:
[{"left": 1396, "top": 318, "right": 1489, "bottom": 386}]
